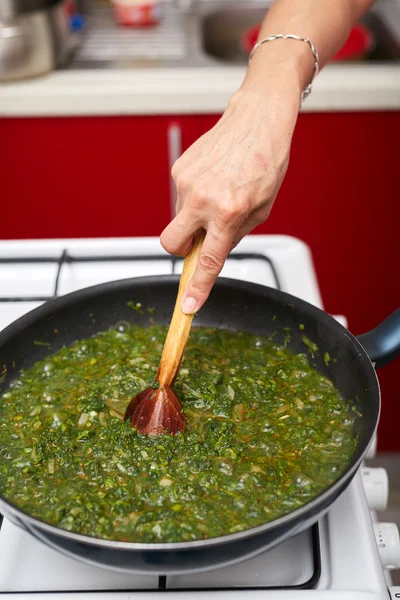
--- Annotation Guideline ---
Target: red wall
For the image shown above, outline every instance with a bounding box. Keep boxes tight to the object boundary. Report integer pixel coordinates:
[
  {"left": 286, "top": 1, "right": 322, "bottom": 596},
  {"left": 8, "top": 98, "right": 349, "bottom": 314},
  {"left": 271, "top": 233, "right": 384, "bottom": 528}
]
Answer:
[
  {"left": 1, "top": 112, "right": 399, "bottom": 450},
  {"left": 263, "top": 112, "right": 399, "bottom": 452}
]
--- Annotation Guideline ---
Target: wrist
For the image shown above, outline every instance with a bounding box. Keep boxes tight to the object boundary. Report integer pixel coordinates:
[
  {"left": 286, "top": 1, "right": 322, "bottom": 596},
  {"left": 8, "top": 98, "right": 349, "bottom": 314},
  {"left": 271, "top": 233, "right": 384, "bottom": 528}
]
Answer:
[
  {"left": 229, "top": 65, "right": 301, "bottom": 127},
  {"left": 226, "top": 79, "right": 299, "bottom": 150},
  {"left": 239, "top": 37, "right": 316, "bottom": 107}
]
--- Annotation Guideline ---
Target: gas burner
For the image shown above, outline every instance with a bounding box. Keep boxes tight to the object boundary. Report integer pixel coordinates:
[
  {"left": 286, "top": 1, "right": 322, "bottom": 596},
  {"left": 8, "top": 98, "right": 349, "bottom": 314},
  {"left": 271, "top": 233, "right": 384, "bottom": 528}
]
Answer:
[{"left": 0, "top": 235, "right": 398, "bottom": 598}]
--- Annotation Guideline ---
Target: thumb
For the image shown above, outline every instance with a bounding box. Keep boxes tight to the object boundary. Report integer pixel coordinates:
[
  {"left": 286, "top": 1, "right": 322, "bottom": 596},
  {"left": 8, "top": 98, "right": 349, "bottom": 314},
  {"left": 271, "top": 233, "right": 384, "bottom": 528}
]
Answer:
[{"left": 180, "top": 228, "right": 233, "bottom": 314}]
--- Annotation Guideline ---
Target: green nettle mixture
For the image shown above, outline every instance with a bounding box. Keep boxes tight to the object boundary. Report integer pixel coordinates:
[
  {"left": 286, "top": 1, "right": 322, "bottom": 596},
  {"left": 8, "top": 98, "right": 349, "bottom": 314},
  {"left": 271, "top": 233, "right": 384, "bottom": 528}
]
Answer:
[{"left": 0, "top": 322, "right": 358, "bottom": 543}]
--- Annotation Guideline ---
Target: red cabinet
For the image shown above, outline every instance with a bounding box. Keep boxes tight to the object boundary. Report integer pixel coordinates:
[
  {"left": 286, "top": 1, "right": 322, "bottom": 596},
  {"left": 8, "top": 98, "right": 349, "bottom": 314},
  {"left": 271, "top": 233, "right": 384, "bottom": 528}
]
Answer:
[
  {"left": 1, "top": 111, "right": 399, "bottom": 450},
  {"left": 199, "top": 112, "right": 400, "bottom": 452},
  {"left": 1, "top": 115, "right": 200, "bottom": 239}
]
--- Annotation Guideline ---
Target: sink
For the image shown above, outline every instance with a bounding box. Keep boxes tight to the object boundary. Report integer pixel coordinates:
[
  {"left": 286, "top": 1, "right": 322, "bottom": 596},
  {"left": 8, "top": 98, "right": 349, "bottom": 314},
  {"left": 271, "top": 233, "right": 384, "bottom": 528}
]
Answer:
[
  {"left": 67, "top": 0, "right": 400, "bottom": 70},
  {"left": 200, "top": 2, "right": 400, "bottom": 64},
  {"left": 361, "top": 10, "right": 400, "bottom": 61},
  {"left": 201, "top": 4, "right": 266, "bottom": 64}
]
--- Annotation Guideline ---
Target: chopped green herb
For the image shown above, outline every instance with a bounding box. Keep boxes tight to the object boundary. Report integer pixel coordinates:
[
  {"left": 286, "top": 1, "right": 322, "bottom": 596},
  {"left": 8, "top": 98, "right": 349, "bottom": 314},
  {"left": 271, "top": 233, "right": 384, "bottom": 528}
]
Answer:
[
  {"left": 127, "top": 301, "right": 144, "bottom": 314},
  {"left": 301, "top": 335, "right": 319, "bottom": 354},
  {"left": 0, "top": 324, "right": 357, "bottom": 544}
]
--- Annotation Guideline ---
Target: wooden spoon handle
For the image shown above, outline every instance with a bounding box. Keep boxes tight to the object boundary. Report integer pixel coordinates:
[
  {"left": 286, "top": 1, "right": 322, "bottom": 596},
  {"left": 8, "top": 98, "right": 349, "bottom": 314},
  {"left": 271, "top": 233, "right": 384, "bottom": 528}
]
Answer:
[{"left": 157, "top": 229, "right": 206, "bottom": 386}]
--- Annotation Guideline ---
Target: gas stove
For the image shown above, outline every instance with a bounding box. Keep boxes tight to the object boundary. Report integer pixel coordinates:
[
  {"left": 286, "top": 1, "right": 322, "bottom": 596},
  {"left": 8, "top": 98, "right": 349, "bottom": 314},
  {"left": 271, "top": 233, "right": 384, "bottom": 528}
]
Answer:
[{"left": 0, "top": 234, "right": 398, "bottom": 599}]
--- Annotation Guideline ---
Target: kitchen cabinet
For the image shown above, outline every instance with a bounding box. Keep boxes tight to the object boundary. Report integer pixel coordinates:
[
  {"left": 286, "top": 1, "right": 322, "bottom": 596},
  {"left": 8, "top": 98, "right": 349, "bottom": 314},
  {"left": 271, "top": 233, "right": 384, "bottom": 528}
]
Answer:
[
  {"left": 0, "top": 116, "right": 199, "bottom": 239},
  {"left": 1, "top": 111, "right": 399, "bottom": 451},
  {"left": 199, "top": 112, "right": 400, "bottom": 453}
]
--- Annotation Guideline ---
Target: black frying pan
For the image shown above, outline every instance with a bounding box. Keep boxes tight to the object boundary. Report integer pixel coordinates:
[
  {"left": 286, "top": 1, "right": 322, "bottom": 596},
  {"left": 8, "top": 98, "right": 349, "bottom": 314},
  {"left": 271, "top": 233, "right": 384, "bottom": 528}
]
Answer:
[{"left": 0, "top": 276, "right": 399, "bottom": 575}]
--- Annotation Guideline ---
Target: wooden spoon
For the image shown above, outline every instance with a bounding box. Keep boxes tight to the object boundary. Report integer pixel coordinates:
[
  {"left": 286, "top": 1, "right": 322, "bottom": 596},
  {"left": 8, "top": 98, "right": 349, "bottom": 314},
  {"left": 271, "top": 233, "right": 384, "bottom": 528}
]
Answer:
[{"left": 124, "top": 229, "right": 205, "bottom": 436}]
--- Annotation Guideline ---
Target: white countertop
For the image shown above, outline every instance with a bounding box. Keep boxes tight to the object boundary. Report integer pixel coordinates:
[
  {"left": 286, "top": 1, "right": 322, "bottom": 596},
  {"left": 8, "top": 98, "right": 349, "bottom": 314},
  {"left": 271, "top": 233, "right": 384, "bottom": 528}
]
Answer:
[
  {"left": 0, "top": 62, "right": 400, "bottom": 117},
  {"left": 1, "top": 0, "right": 400, "bottom": 117}
]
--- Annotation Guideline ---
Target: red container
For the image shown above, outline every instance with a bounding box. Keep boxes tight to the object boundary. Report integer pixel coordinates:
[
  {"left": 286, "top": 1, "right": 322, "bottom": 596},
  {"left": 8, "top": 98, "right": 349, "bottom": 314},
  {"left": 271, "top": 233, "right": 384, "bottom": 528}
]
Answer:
[
  {"left": 333, "top": 24, "right": 375, "bottom": 61},
  {"left": 111, "top": 0, "right": 162, "bottom": 27},
  {"left": 242, "top": 23, "right": 374, "bottom": 62}
]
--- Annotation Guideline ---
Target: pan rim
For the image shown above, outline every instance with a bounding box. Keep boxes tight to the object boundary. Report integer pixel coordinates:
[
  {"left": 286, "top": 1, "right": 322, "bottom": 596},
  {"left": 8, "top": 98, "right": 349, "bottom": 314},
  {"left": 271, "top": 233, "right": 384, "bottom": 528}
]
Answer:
[{"left": 0, "top": 275, "right": 380, "bottom": 551}]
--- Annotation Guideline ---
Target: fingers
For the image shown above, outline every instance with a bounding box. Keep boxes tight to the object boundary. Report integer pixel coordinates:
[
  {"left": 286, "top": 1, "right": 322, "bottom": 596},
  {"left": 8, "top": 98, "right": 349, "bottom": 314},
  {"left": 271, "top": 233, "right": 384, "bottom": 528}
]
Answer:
[
  {"left": 160, "top": 207, "right": 201, "bottom": 256},
  {"left": 179, "top": 205, "right": 272, "bottom": 315},
  {"left": 180, "top": 219, "right": 242, "bottom": 314},
  {"left": 162, "top": 155, "right": 216, "bottom": 257},
  {"left": 231, "top": 205, "right": 273, "bottom": 249}
]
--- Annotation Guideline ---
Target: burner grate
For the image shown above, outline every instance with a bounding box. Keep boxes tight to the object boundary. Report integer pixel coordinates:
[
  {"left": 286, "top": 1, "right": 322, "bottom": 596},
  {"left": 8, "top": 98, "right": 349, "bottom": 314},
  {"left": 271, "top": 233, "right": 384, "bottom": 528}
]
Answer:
[{"left": 0, "top": 249, "right": 282, "bottom": 302}]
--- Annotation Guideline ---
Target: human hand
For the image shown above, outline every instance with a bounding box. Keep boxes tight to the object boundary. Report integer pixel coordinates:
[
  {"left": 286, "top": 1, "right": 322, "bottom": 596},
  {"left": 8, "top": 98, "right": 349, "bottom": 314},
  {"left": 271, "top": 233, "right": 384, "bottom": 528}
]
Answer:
[
  {"left": 161, "top": 73, "right": 300, "bottom": 314},
  {"left": 160, "top": 0, "right": 375, "bottom": 314}
]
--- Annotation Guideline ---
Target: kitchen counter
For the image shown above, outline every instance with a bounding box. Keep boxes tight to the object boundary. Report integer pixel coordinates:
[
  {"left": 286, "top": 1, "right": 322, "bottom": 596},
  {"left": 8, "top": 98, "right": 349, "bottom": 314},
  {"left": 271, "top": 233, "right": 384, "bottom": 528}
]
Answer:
[
  {"left": 1, "top": 0, "right": 400, "bottom": 117},
  {"left": 0, "top": 63, "right": 400, "bottom": 116}
]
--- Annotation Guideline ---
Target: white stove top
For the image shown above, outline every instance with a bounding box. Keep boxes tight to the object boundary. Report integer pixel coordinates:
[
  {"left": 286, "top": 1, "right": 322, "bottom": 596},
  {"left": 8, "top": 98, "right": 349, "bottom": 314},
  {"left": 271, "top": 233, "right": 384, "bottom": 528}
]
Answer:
[
  {"left": 0, "top": 234, "right": 397, "bottom": 599},
  {"left": 0, "top": 474, "right": 388, "bottom": 597},
  {"left": 0, "top": 235, "right": 323, "bottom": 330}
]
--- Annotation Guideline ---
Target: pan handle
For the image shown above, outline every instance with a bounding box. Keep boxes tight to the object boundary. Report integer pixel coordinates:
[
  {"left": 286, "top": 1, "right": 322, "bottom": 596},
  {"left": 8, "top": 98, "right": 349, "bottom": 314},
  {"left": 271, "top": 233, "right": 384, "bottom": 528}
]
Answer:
[{"left": 357, "top": 309, "right": 400, "bottom": 369}]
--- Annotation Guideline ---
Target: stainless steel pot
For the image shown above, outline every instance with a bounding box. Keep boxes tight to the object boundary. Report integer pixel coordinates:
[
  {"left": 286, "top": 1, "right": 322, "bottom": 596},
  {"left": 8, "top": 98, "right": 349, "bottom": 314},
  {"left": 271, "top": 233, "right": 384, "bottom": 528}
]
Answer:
[
  {"left": 0, "top": 0, "right": 59, "bottom": 19},
  {"left": 0, "top": 0, "right": 83, "bottom": 81}
]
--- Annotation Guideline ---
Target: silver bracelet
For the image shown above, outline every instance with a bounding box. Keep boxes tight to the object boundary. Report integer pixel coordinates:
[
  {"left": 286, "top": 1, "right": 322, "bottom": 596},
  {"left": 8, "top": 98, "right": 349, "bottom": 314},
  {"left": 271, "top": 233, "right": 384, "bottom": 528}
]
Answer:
[{"left": 249, "top": 34, "right": 319, "bottom": 103}]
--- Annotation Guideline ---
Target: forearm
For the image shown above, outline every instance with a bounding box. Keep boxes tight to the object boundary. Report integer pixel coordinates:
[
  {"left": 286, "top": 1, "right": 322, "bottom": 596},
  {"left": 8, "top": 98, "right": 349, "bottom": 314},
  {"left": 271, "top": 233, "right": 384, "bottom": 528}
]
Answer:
[
  {"left": 162, "top": 0, "right": 376, "bottom": 312},
  {"left": 240, "top": 0, "right": 375, "bottom": 105}
]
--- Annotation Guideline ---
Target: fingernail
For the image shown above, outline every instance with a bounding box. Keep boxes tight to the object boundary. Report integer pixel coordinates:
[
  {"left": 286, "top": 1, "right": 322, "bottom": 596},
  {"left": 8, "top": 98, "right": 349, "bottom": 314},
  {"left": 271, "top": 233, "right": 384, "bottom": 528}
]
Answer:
[{"left": 181, "top": 296, "right": 197, "bottom": 314}]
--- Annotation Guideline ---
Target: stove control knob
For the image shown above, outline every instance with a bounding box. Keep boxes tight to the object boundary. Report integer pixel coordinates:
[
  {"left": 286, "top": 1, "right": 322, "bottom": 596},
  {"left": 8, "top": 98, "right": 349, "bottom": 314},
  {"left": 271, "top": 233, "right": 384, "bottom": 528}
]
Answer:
[
  {"left": 361, "top": 467, "right": 389, "bottom": 511},
  {"left": 374, "top": 522, "right": 400, "bottom": 570}
]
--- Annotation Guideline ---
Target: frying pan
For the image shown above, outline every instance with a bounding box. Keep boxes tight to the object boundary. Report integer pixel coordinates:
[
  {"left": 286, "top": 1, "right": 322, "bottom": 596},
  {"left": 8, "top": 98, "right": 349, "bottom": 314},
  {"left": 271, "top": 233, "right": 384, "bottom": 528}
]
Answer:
[{"left": 0, "top": 276, "right": 399, "bottom": 575}]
